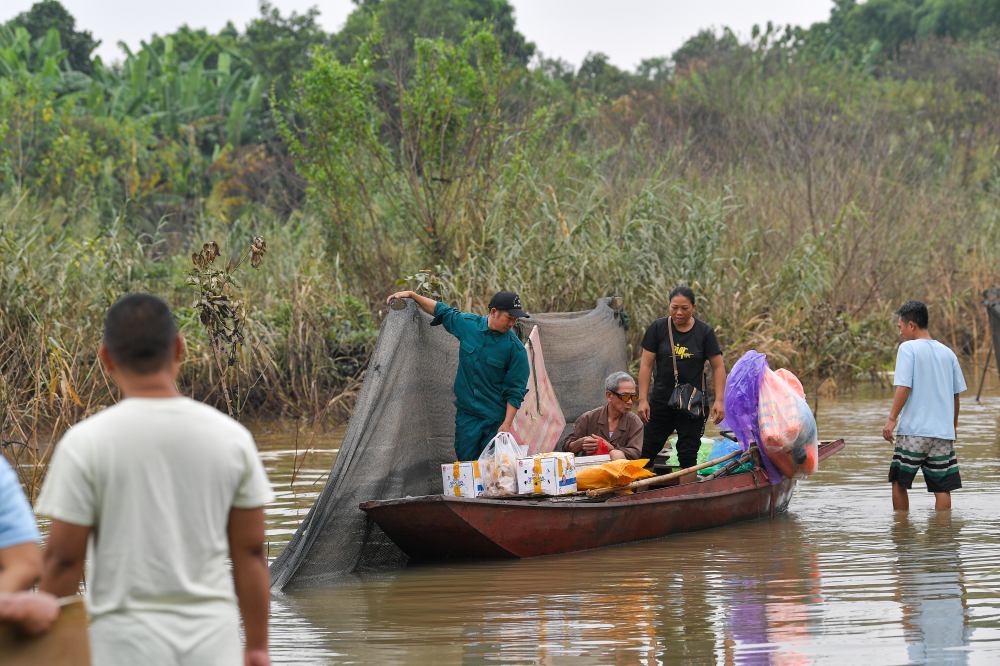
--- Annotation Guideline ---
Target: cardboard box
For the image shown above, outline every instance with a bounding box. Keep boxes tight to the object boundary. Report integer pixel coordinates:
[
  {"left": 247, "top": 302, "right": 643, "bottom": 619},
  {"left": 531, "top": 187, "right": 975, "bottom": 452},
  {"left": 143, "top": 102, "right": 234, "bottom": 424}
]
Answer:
[
  {"left": 574, "top": 454, "right": 611, "bottom": 469},
  {"left": 441, "top": 461, "right": 484, "bottom": 498},
  {"left": 516, "top": 452, "right": 577, "bottom": 495}
]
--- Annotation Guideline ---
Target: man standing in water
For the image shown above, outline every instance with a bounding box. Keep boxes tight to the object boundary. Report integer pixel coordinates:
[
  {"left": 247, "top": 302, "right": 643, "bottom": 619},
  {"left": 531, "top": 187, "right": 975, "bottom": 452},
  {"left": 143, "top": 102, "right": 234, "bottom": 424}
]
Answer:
[
  {"left": 386, "top": 290, "right": 530, "bottom": 460},
  {"left": 882, "top": 300, "right": 966, "bottom": 511},
  {"left": 36, "top": 293, "right": 274, "bottom": 665}
]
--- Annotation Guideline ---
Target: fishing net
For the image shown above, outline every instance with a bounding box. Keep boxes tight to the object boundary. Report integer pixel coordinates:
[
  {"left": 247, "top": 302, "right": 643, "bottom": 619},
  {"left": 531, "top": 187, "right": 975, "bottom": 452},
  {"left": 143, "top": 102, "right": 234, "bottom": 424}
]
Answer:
[
  {"left": 269, "top": 297, "right": 628, "bottom": 590},
  {"left": 986, "top": 289, "right": 1000, "bottom": 366}
]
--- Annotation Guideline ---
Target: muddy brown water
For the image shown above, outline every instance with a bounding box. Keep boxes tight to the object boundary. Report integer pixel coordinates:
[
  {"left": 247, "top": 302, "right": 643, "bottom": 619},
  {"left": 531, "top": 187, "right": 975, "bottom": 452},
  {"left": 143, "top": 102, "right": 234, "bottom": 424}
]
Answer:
[{"left": 255, "top": 391, "right": 1000, "bottom": 665}]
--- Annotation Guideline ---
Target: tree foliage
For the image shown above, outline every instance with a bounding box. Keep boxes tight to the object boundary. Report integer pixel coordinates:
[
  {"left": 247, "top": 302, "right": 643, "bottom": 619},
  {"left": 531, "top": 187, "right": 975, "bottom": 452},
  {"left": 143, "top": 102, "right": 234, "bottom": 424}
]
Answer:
[
  {"left": 241, "top": 1, "right": 329, "bottom": 102},
  {"left": 806, "top": 0, "right": 1000, "bottom": 55},
  {"left": 7, "top": 0, "right": 97, "bottom": 73},
  {"left": 334, "top": 0, "right": 534, "bottom": 66},
  {"left": 281, "top": 24, "right": 545, "bottom": 284}
]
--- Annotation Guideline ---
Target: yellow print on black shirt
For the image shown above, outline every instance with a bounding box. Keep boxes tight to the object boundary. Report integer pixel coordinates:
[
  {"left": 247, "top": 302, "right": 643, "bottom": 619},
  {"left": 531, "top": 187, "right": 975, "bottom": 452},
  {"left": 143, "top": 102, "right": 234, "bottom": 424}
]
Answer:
[{"left": 673, "top": 344, "right": 692, "bottom": 360}]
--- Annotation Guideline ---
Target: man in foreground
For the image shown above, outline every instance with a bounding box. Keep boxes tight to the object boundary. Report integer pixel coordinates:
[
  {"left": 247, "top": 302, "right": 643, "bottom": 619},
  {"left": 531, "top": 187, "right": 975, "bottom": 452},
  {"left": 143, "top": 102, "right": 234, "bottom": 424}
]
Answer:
[
  {"left": 0, "top": 456, "right": 59, "bottom": 634},
  {"left": 882, "top": 300, "right": 966, "bottom": 511},
  {"left": 561, "top": 372, "right": 644, "bottom": 460},
  {"left": 37, "top": 293, "right": 275, "bottom": 666},
  {"left": 385, "top": 289, "right": 530, "bottom": 460}
]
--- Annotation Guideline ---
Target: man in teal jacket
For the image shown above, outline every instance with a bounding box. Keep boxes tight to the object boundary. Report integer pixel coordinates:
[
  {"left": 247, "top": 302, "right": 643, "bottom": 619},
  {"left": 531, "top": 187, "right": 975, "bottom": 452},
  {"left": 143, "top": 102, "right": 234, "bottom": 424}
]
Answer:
[{"left": 385, "top": 289, "right": 530, "bottom": 460}]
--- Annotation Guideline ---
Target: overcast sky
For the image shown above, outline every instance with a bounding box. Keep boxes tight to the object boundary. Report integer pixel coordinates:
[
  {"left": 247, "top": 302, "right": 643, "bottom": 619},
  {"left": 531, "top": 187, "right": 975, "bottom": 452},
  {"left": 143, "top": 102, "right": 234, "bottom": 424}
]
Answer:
[{"left": 4, "top": 0, "right": 835, "bottom": 69}]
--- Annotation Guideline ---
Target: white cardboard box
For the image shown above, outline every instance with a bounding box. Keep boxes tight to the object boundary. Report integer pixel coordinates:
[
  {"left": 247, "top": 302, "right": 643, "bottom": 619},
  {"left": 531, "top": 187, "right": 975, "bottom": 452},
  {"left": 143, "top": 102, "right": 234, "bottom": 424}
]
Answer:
[
  {"left": 516, "top": 453, "right": 578, "bottom": 495},
  {"left": 441, "top": 461, "right": 484, "bottom": 498}
]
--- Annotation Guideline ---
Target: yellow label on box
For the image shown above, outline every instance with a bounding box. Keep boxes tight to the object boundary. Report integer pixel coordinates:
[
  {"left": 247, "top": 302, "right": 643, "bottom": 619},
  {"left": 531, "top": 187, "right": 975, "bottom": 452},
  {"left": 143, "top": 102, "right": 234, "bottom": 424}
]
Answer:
[
  {"left": 517, "top": 453, "right": 578, "bottom": 495},
  {"left": 442, "top": 462, "right": 484, "bottom": 497}
]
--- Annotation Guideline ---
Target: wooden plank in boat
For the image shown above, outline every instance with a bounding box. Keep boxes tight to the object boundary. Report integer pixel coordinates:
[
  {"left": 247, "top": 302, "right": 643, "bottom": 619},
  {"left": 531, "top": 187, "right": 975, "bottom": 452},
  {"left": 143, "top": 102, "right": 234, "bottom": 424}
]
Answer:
[
  {"left": 468, "top": 492, "right": 586, "bottom": 501},
  {"left": 0, "top": 597, "right": 90, "bottom": 666}
]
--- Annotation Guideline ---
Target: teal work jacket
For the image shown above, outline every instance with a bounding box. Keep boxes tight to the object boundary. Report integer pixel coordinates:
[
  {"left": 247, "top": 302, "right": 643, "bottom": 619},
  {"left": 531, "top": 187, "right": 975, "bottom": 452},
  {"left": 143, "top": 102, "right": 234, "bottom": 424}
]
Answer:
[{"left": 432, "top": 302, "right": 530, "bottom": 422}]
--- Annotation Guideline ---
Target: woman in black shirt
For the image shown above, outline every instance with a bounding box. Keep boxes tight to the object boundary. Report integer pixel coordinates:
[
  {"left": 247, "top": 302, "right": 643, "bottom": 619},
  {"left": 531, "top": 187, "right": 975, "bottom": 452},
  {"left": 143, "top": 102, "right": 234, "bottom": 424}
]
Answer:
[{"left": 637, "top": 286, "right": 727, "bottom": 479}]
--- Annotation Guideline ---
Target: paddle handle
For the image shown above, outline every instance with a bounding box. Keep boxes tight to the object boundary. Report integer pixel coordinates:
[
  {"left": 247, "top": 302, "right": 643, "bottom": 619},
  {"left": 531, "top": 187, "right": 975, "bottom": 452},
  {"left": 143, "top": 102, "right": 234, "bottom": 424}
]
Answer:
[{"left": 585, "top": 450, "right": 742, "bottom": 498}]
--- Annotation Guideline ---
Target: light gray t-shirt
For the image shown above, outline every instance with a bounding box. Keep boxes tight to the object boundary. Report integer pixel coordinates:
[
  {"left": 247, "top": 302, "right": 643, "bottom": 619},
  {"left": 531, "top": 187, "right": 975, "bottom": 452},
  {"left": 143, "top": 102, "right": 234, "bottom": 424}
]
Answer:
[
  {"left": 893, "top": 339, "right": 967, "bottom": 440},
  {"left": 35, "top": 397, "right": 274, "bottom": 664}
]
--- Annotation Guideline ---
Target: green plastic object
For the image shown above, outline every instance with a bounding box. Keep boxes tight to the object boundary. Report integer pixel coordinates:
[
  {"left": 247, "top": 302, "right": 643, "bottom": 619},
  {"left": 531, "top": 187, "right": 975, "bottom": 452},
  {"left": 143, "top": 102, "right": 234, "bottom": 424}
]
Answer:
[
  {"left": 663, "top": 437, "right": 752, "bottom": 476},
  {"left": 697, "top": 437, "right": 751, "bottom": 476},
  {"left": 664, "top": 437, "right": 716, "bottom": 466},
  {"left": 698, "top": 460, "right": 753, "bottom": 476}
]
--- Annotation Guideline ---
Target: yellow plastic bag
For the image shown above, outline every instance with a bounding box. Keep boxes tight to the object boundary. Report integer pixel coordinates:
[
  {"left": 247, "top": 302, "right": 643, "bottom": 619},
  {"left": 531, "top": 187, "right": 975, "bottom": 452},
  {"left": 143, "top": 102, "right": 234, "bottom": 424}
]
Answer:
[
  {"left": 576, "top": 458, "right": 654, "bottom": 490},
  {"left": 619, "top": 459, "right": 656, "bottom": 485},
  {"left": 575, "top": 465, "right": 619, "bottom": 489}
]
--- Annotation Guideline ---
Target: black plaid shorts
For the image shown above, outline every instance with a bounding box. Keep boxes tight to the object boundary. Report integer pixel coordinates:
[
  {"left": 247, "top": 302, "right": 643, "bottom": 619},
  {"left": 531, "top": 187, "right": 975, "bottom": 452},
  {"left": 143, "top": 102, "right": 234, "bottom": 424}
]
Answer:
[{"left": 888, "top": 435, "right": 962, "bottom": 493}]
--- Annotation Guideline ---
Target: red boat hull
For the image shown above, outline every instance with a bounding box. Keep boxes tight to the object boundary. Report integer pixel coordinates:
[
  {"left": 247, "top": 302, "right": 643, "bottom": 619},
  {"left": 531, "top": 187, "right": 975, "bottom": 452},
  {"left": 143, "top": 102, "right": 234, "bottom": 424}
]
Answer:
[{"left": 360, "top": 440, "right": 845, "bottom": 560}]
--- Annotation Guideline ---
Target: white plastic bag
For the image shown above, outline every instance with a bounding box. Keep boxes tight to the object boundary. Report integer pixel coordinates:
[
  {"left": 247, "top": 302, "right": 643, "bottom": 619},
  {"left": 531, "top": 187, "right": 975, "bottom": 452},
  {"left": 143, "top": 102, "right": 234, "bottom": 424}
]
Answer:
[{"left": 478, "top": 431, "right": 521, "bottom": 497}]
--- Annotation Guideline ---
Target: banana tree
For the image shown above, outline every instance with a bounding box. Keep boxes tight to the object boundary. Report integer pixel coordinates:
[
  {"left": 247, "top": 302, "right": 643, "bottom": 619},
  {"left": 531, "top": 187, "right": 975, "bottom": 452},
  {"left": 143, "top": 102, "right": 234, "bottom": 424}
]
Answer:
[
  {"left": 0, "top": 26, "right": 71, "bottom": 87},
  {"left": 88, "top": 35, "right": 265, "bottom": 151},
  {"left": 1, "top": 26, "right": 265, "bottom": 153}
]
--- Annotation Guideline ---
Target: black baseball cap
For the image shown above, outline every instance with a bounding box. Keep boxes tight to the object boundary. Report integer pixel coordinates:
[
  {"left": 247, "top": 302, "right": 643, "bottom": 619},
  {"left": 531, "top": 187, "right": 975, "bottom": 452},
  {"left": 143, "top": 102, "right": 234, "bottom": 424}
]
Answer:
[{"left": 488, "top": 291, "right": 530, "bottom": 318}]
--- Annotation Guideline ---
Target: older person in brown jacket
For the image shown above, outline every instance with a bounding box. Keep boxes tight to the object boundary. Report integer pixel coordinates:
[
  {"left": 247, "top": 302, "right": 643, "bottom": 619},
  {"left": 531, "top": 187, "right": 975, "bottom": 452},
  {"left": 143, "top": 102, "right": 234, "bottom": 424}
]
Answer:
[{"left": 561, "top": 372, "right": 644, "bottom": 460}]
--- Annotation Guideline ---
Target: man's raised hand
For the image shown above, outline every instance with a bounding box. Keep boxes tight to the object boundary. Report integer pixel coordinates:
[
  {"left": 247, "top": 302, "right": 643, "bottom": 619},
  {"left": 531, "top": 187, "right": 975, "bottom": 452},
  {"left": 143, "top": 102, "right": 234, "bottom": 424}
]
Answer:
[{"left": 386, "top": 291, "right": 414, "bottom": 306}]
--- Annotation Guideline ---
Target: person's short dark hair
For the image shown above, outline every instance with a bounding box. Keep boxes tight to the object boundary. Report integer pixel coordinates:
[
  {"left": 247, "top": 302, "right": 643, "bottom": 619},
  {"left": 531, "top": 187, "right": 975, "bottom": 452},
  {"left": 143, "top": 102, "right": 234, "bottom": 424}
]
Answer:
[
  {"left": 104, "top": 293, "right": 178, "bottom": 374},
  {"left": 669, "top": 285, "right": 696, "bottom": 306},
  {"left": 895, "top": 300, "right": 929, "bottom": 329}
]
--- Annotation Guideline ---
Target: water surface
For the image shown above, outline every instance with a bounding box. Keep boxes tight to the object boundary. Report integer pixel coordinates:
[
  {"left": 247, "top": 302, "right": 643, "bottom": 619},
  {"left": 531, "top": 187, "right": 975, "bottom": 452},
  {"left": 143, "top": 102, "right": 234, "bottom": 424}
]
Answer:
[{"left": 256, "top": 391, "right": 1000, "bottom": 665}]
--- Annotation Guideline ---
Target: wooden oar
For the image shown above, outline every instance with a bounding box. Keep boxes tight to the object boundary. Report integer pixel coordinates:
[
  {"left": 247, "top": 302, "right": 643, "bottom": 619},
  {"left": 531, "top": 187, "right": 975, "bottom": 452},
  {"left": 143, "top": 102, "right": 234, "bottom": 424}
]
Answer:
[
  {"left": 585, "top": 450, "right": 742, "bottom": 498},
  {"left": 700, "top": 448, "right": 755, "bottom": 481}
]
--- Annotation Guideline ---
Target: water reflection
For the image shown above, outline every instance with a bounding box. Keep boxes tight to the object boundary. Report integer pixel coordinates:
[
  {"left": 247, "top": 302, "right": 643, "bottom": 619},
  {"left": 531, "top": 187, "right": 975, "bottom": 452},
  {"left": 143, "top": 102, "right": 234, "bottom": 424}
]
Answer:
[
  {"left": 892, "top": 512, "right": 969, "bottom": 665},
  {"left": 715, "top": 520, "right": 823, "bottom": 666},
  {"left": 255, "top": 393, "right": 1000, "bottom": 664}
]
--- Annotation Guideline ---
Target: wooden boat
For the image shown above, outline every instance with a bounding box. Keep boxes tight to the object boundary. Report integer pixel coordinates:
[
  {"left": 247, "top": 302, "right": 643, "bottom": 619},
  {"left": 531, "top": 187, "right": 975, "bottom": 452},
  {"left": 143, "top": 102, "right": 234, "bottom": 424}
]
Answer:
[{"left": 360, "top": 440, "right": 845, "bottom": 561}]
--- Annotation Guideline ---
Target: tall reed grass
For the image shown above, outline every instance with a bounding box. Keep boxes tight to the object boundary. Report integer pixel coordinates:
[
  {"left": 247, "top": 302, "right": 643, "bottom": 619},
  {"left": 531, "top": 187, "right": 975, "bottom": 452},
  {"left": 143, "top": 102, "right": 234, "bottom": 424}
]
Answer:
[{"left": 0, "top": 204, "right": 374, "bottom": 498}]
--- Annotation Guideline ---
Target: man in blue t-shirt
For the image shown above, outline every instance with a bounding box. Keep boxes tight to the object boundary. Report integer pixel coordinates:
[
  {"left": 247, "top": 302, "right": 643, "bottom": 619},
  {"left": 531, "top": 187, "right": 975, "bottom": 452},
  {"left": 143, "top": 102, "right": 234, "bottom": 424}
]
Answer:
[
  {"left": 882, "top": 300, "right": 967, "bottom": 511},
  {"left": 0, "top": 457, "right": 58, "bottom": 634},
  {"left": 0, "top": 457, "right": 42, "bottom": 592}
]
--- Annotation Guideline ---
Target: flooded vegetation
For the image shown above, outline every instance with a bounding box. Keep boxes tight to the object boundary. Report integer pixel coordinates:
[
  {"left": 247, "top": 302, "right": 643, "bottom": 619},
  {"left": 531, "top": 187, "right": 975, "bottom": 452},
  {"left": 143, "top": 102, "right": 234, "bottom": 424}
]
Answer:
[{"left": 258, "top": 390, "right": 1000, "bottom": 664}]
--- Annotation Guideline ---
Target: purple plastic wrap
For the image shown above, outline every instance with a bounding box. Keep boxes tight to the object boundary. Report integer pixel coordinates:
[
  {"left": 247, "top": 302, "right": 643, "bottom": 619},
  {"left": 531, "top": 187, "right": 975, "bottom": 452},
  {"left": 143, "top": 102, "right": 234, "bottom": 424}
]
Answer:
[{"left": 720, "top": 351, "right": 783, "bottom": 485}]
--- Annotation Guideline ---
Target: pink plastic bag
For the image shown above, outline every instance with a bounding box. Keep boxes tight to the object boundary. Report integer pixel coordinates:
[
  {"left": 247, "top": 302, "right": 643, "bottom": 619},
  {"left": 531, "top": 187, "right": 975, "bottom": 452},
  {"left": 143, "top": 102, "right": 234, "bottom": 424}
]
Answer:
[
  {"left": 757, "top": 369, "right": 818, "bottom": 478},
  {"left": 510, "top": 326, "right": 566, "bottom": 456},
  {"left": 775, "top": 368, "right": 805, "bottom": 399}
]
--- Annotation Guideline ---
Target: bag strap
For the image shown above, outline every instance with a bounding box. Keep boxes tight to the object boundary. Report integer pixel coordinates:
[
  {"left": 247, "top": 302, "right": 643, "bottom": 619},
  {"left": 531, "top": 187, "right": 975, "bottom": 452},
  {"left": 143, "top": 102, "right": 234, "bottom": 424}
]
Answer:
[
  {"left": 702, "top": 360, "right": 708, "bottom": 410},
  {"left": 667, "top": 319, "right": 680, "bottom": 387}
]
